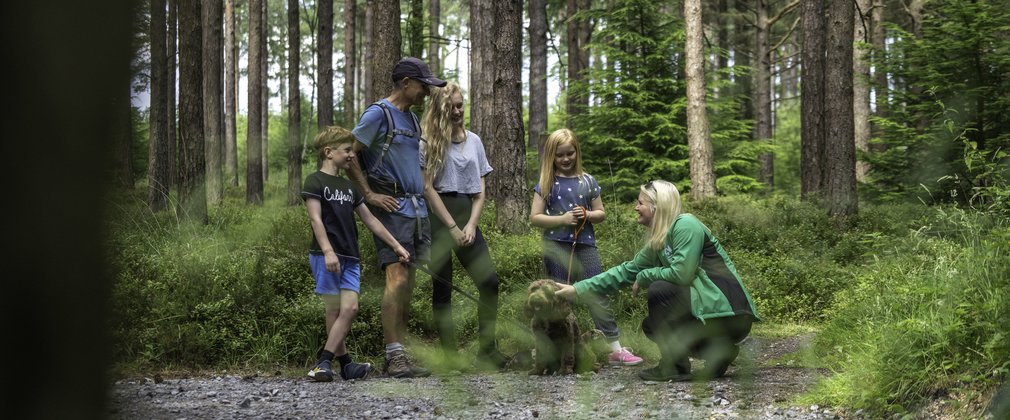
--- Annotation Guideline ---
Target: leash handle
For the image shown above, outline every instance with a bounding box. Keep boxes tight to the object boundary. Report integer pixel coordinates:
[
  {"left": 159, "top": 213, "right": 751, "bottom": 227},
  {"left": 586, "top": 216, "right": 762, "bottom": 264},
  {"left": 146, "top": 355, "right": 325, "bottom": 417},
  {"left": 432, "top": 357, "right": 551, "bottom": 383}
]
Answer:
[{"left": 566, "top": 205, "right": 589, "bottom": 284}]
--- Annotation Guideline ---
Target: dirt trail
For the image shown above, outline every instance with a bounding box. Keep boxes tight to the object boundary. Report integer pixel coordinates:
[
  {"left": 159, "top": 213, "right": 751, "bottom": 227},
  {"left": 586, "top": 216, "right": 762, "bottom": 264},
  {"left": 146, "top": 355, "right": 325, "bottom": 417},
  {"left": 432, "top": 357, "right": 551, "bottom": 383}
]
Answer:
[{"left": 108, "top": 335, "right": 849, "bottom": 419}]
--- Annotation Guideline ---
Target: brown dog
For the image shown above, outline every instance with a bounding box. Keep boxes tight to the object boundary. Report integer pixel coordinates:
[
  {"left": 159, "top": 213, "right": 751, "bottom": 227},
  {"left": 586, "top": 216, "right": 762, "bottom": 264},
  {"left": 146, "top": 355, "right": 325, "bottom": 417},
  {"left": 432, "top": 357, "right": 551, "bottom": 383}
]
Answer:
[{"left": 524, "top": 280, "right": 600, "bottom": 375}]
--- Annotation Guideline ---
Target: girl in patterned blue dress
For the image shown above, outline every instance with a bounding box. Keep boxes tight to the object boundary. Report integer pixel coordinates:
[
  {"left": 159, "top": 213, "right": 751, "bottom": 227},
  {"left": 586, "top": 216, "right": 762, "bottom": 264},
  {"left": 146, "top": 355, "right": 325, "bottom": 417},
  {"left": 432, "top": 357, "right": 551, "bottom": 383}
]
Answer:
[{"left": 529, "top": 128, "right": 643, "bottom": 366}]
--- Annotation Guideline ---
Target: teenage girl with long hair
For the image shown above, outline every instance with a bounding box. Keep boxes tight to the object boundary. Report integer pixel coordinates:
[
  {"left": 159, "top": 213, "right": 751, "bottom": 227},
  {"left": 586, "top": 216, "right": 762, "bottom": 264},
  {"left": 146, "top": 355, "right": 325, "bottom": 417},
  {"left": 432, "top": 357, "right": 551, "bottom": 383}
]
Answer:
[{"left": 420, "top": 82, "right": 507, "bottom": 370}]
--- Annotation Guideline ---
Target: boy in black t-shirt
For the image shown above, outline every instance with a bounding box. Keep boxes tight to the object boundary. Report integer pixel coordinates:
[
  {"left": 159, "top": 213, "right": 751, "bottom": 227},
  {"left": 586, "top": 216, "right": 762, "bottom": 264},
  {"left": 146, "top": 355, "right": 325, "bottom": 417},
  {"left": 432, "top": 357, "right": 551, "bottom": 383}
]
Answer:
[{"left": 302, "top": 126, "right": 410, "bottom": 382}]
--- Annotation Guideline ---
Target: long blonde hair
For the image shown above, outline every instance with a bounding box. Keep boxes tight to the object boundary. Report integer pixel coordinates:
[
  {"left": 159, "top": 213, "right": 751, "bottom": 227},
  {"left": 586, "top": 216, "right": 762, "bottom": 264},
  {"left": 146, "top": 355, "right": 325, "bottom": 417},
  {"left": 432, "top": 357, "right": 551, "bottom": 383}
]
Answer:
[
  {"left": 420, "top": 82, "right": 463, "bottom": 185},
  {"left": 537, "top": 128, "right": 585, "bottom": 193},
  {"left": 641, "top": 180, "right": 682, "bottom": 250}
]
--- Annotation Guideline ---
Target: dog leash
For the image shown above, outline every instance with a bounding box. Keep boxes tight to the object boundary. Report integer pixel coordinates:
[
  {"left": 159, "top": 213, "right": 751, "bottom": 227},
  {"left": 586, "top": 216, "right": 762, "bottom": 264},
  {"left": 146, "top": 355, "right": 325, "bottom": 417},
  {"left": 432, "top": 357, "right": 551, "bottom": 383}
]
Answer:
[{"left": 566, "top": 205, "right": 589, "bottom": 284}]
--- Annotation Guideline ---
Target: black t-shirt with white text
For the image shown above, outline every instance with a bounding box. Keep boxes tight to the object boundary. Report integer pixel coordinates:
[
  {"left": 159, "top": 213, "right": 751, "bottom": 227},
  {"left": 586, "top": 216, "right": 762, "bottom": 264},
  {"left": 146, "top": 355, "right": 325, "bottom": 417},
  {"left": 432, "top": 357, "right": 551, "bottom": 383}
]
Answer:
[{"left": 301, "top": 171, "right": 365, "bottom": 258}]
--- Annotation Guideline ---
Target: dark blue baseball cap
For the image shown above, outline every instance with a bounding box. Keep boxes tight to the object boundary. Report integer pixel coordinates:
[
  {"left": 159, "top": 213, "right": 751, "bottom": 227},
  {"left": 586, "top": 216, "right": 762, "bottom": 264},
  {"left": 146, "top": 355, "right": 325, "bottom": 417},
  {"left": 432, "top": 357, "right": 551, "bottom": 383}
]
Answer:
[{"left": 391, "top": 57, "right": 447, "bottom": 87}]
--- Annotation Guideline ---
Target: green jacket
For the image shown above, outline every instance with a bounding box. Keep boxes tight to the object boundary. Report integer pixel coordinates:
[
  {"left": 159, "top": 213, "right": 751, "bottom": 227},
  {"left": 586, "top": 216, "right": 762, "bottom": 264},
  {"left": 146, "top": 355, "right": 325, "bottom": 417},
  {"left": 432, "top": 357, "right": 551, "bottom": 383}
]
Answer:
[{"left": 573, "top": 214, "right": 759, "bottom": 322}]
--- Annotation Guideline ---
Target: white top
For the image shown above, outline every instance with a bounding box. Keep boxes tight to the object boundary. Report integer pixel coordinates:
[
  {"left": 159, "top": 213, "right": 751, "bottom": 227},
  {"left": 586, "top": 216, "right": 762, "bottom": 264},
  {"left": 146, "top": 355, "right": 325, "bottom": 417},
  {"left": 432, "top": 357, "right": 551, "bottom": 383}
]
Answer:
[{"left": 420, "top": 130, "right": 493, "bottom": 195}]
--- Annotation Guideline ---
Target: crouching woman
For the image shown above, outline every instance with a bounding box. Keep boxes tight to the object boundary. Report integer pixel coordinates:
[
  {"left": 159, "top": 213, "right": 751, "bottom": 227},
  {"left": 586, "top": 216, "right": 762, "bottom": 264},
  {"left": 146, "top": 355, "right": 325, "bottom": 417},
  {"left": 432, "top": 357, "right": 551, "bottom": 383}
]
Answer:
[{"left": 556, "top": 180, "right": 759, "bottom": 381}]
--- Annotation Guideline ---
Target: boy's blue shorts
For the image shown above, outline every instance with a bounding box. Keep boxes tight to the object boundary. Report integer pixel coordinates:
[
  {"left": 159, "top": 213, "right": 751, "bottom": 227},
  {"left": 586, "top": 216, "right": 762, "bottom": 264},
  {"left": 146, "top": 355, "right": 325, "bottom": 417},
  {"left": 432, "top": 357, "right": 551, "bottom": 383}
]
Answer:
[{"left": 309, "top": 254, "right": 361, "bottom": 295}]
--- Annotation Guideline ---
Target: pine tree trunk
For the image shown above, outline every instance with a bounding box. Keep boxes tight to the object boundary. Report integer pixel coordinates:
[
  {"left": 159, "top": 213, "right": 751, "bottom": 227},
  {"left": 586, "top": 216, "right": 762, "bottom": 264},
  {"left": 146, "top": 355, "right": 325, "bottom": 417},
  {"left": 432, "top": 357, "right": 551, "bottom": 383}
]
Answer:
[
  {"left": 825, "top": 0, "right": 857, "bottom": 218},
  {"left": 801, "top": 0, "right": 826, "bottom": 199},
  {"left": 565, "top": 0, "right": 591, "bottom": 126},
  {"left": 528, "top": 0, "right": 548, "bottom": 153},
  {"left": 685, "top": 0, "right": 716, "bottom": 199},
  {"left": 754, "top": 0, "right": 774, "bottom": 190},
  {"left": 115, "top": 67, "right": 134, "bottom": 189},
  {"left": 287, "top": 0, "right": 302, "bottom": 206},
  {"left": 469, "top": 0, "right": 493, "bottom": 146},
  {"left": 343, "top": 0, "right": 357, "bottom": 125},
  {"left": 428, "top": 0, "right": 441, "bottom": 76},
  {"left": 260, "top": 0, "right": 269, "bottom": 184},
  {"left": 853, "top": 0, "right": 871, "bottom": 183},
  {"left": 168, "top": 0, "right": 179, "bottom": 189},
  {"left": 247, "top": 0, "right": 265, "bottom": 204},
  {"left": 407, "top": 0, "right": 424, "bottom": 59},
  {"left": 362, "top": 3, "right": 374, "bottom": 105},
  {"left": 870, "top": 0, "right": 887, "bottom": 119},
  {"left": 203, "top": 0, "right": 224, "bottom": 205},
  {"left": 369, "top": 0, "right": 399, "bottom": 103},
  {"left": 318, "top": 0, "right": 333, "bottom": 128},
  {"left": 224, "top": 0, "right": 239, "bottom": 187},
  {"left": 488, "top": 0, "right": 527, "bottom": 233},
  {"left": 178, "top": 0, "right": 208, "bottom": 223},
  {"left": 149, "top": 0, "right": 171, "bottom": 211}
]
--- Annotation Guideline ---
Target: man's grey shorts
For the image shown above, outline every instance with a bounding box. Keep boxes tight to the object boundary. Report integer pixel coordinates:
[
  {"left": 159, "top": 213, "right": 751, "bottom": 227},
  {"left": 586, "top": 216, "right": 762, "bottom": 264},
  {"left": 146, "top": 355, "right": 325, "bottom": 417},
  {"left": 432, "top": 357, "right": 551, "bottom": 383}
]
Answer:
[{"left": 371, "top": 210, "right": 431, "bottom": 269}]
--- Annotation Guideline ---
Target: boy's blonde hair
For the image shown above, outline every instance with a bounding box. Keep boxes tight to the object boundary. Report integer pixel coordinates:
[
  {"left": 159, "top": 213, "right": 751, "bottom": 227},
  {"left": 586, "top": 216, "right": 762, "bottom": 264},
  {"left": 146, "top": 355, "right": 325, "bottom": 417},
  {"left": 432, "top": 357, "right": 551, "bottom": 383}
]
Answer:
[
  {"left": 641, "top": 180, "right": 682, "bottom": 250},
  {"left": 313, "top": 125, "right": 355, "bottom": 167},
  {"left": 537, "top": 128, "right": 584, "bottom": 193},
  {"left": 420, "top": 82, "right": 463, "bottom": 185}
]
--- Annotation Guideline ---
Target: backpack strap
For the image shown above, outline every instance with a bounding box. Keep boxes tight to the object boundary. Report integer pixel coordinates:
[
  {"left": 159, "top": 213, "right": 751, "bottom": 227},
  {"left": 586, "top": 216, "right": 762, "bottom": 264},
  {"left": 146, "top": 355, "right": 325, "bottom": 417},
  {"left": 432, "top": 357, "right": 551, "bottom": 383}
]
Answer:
[{"left": 367, "top": 101, "right": 421, "bottom": 175}]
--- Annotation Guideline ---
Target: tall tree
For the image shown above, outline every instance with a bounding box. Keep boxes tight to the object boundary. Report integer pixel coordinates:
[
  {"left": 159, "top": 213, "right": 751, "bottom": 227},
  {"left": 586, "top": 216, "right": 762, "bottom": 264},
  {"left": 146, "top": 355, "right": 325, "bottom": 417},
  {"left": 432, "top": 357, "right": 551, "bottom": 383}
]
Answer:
[
  {"left": 362, "top": 2, "right": 374, "bottom": 105},
  {"left": 684, "top": 0, "right": 716, "bottom": 199},
  {"left": 528, "top": 0, "right": 548, "bottom": 152},
  {"left": 203, "top": 0, "right": 224, "bottom": 204},
  {"left": 428, "top": 0, "right": 441, "bottom": 76},
  {"left": 149, "top": 0, "right": 171, "bottom": 211},
  {"left": 260, "top": 0, "right": 269, "bottom": 183},
  {"left": 825, "top": 0, "right": 857, "bottom": 218},
  {"left": 178, "top": 0, "right": 208, "bottom": 223},
  {"left": 565, "top": 0, "right": 591, "bottom": 125},
  {"left": 853, "top": 0, "right": 871, "bottom": 183},
  {"left": 168, "top": 0, "right": 179, "bottom": 188},
  {"left": 224, "top": 0, "right": 238, "bottom": 187},
  {"left": 317, "top": 0, "right": 334, "bottom": 128},
  {"left": 754, "top": 0, "right": 800, "bottom": 190},
  {"left": 343, "top": 0, "right": 357, "bottom": 124},
  {"left": 485, "top": 0, "right": 527, "bottom": 232},
  {"left": 247, "top": 0, "right": 265, "bottom": 204},
  {"left": 870, "top": 0, "right": 887, "bottom": 119},
  {"left": 800, "top": 0, "right": 826, "bottom": 199},
  {"left": 469, "top": 0, "right": 493, "bottom": 145},
  {"left": 369, "top": 0, "right": 400, "bottom": 103},
  {"left": 406, "top": 0, "right": 424, "bottom": 58},
  {"left": 287, "top": 0, "right": 302, "bottom": 206}
]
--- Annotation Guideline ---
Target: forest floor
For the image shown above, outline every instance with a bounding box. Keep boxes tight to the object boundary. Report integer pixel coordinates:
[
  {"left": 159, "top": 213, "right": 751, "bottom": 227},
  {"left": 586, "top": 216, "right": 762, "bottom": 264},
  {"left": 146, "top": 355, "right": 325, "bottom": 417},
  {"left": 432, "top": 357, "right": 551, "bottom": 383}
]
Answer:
[{"left": 106, "top": 333, "right": 880, "bottom": 419}]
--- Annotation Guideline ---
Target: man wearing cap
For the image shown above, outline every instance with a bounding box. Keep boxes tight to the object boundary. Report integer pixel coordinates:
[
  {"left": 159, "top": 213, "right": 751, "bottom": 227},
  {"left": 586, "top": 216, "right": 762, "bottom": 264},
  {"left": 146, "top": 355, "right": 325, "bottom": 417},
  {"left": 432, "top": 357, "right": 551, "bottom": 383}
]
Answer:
[{"left": 347, "top": 56, "right": 447, "bottom": 378}]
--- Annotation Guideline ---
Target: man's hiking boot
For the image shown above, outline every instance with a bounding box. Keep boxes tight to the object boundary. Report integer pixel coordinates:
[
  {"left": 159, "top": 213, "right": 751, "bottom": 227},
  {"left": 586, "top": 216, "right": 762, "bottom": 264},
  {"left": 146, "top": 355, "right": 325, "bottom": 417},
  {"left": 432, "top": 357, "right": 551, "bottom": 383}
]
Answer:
[
  {"left": 476, "top": 347, "right": 510, "bottom": 371},
  {"left": 340, "top": 361, "right": 372, "bottom": 380},
  {"left": 384, "top": 350, "right": 430, "bottom": 378},
  {"left": 307, "top": 359, "right": 335, "bottom": 382},
  {"left": 638, "top": 364, "right": 692, "bottom": 382}
]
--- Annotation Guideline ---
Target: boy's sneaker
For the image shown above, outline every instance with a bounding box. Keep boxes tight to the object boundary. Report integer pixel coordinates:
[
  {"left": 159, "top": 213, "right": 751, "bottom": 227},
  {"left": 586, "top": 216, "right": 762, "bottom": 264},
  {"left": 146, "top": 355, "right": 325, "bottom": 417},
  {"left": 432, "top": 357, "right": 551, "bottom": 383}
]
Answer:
[
  {"left": 340, "top": 361, "right": 372, "bottom": 380},
  {"left": 307, "top": 360, "right": 334, "bottom": 382},
  {"left": 608, "top": 347, "right": 644, "bottom": 366}
]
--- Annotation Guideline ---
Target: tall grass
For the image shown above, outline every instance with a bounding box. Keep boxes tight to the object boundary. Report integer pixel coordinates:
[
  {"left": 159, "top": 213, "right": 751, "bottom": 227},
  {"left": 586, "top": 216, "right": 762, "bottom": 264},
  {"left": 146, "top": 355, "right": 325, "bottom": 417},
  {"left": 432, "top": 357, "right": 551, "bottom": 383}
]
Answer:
[{"left": 804, "top": 208, "right": 1009, "bottom": 416}]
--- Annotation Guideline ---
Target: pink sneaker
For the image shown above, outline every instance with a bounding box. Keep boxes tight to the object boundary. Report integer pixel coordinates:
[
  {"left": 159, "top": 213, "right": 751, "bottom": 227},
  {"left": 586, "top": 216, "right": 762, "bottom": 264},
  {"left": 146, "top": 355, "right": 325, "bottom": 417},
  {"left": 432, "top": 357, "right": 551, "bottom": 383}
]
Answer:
[{"left": 608, "top": 347, "right": 644, "bottom": 366}]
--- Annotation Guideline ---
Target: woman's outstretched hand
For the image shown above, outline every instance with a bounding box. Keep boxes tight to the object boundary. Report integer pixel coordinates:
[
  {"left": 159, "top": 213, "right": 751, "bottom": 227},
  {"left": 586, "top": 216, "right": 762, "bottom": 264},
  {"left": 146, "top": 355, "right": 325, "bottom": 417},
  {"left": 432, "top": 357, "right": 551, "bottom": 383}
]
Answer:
[{"left": 556, "top": 283, "right": 577, "bottom": 301}]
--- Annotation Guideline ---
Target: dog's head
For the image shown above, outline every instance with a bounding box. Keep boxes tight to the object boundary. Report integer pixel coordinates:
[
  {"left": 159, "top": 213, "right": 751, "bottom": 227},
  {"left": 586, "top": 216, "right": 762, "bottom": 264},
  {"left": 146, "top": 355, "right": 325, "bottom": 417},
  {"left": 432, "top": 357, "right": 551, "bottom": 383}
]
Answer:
[{"left": 524, "top": 279, "right": 572, "bottom": 321}]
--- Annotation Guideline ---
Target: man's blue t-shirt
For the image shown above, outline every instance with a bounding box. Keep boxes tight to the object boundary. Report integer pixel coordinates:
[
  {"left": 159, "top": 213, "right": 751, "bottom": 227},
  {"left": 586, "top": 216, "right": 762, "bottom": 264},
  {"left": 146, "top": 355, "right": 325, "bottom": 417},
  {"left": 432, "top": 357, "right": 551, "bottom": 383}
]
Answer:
[{"left": 351, "top": 99, "right": 428, "bottom": 218}]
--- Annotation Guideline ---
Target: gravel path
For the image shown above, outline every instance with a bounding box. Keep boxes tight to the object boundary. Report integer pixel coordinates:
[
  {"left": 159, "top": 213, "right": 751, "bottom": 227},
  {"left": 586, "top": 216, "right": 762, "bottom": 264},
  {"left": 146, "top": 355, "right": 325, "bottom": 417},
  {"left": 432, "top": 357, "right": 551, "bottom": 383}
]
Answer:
[{"left": 108, "top": 336, "right": 857, "bottom": 419}]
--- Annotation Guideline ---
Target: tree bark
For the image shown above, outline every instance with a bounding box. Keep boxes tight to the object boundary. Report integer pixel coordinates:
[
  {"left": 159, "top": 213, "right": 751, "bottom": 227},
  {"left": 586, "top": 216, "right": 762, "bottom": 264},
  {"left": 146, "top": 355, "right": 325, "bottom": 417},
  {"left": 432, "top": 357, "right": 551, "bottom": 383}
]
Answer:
[
  {"left": 149, "top": 0, "right": 171, "bottom": 211},
  {"left": 168, "top": 0, "right": 179, "bottom": 188},
  {"left": 685, "top": 0, "right": 716, "bottom": 200},
  {"left": 528, "top": 0, "right": 548, "bottom": 153},
  {"left": 754, "top": 0, "right": 774, "bottom": 190},
  {"left": 114, "top": 66, "right": 134, "bottom": 189},
  {"left": 428, "top": 0, "right": 441, "bottom": 76},
  {"left": 565, "top": 0, "right": 591, "bottom": 126},
  {"left": 488, "top": 0, "right": 527, "bottom": 233},
  {"left": 825, "top": 0, "right": 857, "bottom": 218},
  {"left": 247, "top": 0, "right": 265, "bottom": 204},
  {"left": 369, "top": 0, "right": 400, "bottom": 103},
  {"left": 318, "top": 0, "right": 333, "bottom": 128},
  {"left": 178, "top": 0, "right": 208, "bottom": 223},
  {"left": 801, "top": 0, "right": 826, "bottom": 199},
  {"left": 469, "top": 0, "right": 493, "bottom": 145},
  {"left": 203, "top": 0, "right": 224, "bottom": 205},
  {"left": 853, "top": 0, "right": 871, "bottom": 183},
  {"left": 362, "top": 2, "right": 374, "bottom": 106},
  {"left": 287, "top": 0, "right": 302, "bottom": 206},
  {"left": 407, "top": 0, "right": 424, "bottom": 59},
  {"left": 224, "top": 0, "right": 238, "bottom": 187},
  {"left": 260, "top": 0, "right": 269, "bottom": 183},
  {"left": 343, "top": 0, "right": 357, "bottom": 124}
]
